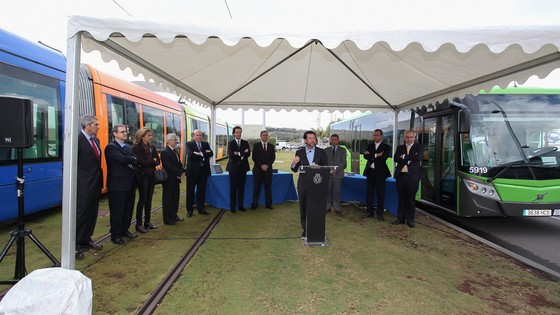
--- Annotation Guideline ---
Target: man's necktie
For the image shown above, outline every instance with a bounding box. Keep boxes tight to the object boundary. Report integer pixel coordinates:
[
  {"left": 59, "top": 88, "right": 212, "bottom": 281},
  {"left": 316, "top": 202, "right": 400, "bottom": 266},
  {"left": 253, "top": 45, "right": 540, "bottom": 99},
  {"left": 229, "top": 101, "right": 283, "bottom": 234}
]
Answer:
[
  {"left": 173, "top": 148, "right": 179, "bottom": 161},
  {"left": 90, "top": 138, "right": 100, "bottom": 159},
  {"left": 263, "top": 143, "right": 267, "bottom": 154},
  {"left": 332, "top": 146, "right": 336, "bottom": 155},
  {"left": 197, "top": 142, "right": 202, "bottom": 151}
]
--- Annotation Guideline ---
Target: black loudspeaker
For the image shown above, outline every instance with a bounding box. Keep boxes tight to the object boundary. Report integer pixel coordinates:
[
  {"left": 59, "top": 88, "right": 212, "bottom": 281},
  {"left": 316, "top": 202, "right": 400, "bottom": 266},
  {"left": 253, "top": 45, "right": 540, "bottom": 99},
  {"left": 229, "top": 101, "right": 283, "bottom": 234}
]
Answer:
[{"left": 0, "top": 97, "right": 34, "bottom": 148}]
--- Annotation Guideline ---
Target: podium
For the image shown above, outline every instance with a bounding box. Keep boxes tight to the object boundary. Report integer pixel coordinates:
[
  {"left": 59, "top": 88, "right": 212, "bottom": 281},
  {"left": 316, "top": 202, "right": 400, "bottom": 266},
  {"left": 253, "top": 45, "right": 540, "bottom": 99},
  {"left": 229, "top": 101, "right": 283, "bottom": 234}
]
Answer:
[{"left": 300, "top": 165, "right": 336, "bottom": 246}]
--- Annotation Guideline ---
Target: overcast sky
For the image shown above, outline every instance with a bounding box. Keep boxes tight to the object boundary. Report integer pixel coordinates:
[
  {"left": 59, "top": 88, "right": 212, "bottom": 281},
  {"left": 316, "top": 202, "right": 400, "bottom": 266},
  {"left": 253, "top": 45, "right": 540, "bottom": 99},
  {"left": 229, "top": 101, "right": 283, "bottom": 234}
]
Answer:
[{"left": 1, "top": 0, "right": 559, "bottom": 129}]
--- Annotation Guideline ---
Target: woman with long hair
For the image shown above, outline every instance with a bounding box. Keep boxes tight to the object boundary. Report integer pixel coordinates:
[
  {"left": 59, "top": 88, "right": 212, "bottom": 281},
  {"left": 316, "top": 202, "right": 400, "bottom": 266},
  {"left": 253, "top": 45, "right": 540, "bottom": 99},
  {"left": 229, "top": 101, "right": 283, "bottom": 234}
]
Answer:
[{"left": 133, "top": 128, "right": 160, "bottom": 233}]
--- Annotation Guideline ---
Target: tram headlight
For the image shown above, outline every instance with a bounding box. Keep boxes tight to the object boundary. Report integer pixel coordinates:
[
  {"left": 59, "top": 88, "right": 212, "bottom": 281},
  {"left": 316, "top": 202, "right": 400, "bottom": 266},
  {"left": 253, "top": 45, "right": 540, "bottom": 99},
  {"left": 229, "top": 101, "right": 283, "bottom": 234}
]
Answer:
[{"left": 463, "top": 179, "right": 501, "bottom": 201}]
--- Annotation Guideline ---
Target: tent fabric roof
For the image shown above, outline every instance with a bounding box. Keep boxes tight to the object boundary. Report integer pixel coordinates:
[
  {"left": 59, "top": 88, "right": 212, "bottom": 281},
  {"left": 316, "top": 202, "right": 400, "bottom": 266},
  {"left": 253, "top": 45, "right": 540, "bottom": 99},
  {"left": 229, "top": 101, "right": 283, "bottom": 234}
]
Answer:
[{"left": 67, "top": 15, "right": 560, "bottom": 111}]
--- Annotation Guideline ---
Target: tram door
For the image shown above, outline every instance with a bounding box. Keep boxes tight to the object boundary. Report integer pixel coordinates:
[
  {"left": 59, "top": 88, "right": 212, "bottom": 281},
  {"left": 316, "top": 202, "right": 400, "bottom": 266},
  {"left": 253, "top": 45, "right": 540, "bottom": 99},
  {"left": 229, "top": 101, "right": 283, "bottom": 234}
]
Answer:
[
  {"left": 421, "top": 114, "right": 456, "bottom": 209},
  {"left": 350, "top": 123, "right": 362, "bottom": 173}
]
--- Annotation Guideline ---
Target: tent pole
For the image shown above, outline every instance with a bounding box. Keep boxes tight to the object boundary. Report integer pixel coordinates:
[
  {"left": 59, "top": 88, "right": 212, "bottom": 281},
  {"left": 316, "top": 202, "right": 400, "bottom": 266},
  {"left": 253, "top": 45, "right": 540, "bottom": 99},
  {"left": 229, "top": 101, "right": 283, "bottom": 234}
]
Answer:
[{"left": 61, "top": 32, "right": 82, "bottom": 269}]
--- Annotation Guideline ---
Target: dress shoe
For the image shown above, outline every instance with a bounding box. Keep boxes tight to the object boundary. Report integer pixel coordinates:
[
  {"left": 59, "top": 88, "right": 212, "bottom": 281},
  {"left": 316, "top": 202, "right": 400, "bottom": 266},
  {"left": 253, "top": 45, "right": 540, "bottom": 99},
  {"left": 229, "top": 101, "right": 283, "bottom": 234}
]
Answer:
[
  {"left": 266, "top": 206, "right": 274, "bottom": 210},
  {"left": 125, "top": 231, "right": 137, "bottom": 239},
  {"left": 82, "top": 241, "right": 103, "bottom": 251},
  {"left": 407, "top": 221, "right": 415, "bottom": 228},
  {"left": 145, "top": 222, "right": 158, "bottom": 229},
  {"left": 136, "top": 225, "right": 148, "bottom": 233},
  {"left": 199, "top": 210, "right": 210, "bottom": 215},
  {"left": 392, "top": 219, "right": 404, "bottom": 225},
  {"left": 238, "top": 208, "right": 247, "bottom": 212},
  {"left": 326, "top": 208, "right": 331, "bottom": 213},
  {"left": 361, "top": 213, "right": 375, "bottom": 219},
  {"left": 377, "top": 214, "right": 385, "bottom": 221},
  {"left": 250, "top": 204, "right": 257, "bottom": 210},
  {"left": 186, "top": 212, "right": 193, "bottom": 218},
  {"left": 174, "top": 216, "right": 184, "bottom": 222},
  {"left": 75, "top": 251, "right": 85, "bottom": 260},
  {"left": 111, "top": 237, "right": 125, "bottom": 245},
  {"left": 164, "top": 221, "right": 177, "bottom": 225},
  {"left": 231, "top": 209, "right": 237, "bottom": 213}
]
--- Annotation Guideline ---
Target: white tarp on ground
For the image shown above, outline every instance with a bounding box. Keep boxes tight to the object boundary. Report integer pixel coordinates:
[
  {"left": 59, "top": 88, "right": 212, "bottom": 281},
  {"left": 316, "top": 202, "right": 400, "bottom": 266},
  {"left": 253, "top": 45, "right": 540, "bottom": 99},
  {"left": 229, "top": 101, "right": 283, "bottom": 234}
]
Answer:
[
  {"left": 67, "top": 15, "right": 560, "bottom": 112},
  {"left": 0, "top": 268, "right": 92, "bottom": 315}
]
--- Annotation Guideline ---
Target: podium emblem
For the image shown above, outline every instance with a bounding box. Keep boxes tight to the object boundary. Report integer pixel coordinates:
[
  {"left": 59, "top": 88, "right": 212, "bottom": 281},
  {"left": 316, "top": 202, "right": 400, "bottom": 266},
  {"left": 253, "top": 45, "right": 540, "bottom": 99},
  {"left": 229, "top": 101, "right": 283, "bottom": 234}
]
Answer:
[{"left": 313, "top": 173, "right": 323, "bottom": 184}]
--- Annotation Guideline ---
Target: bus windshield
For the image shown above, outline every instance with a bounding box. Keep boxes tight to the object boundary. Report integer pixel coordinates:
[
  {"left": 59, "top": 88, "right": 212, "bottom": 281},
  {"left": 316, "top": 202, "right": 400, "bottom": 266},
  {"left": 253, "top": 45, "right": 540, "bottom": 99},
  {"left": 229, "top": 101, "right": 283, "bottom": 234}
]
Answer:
[{"left": 461, "top": 93, "right": 560, "bottom": 180}]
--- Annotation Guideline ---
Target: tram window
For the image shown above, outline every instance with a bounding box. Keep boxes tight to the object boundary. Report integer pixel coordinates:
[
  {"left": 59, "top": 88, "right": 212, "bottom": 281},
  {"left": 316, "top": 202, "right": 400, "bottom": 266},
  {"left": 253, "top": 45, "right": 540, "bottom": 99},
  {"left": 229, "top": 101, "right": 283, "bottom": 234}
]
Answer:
[
  {"left": 107, "top": 96, "right": 139, "bottom": 144},
  {"left": 0, "top": 65, "right": 61, "bottom": 162},
  {"left": 189, "top": 118, "right": 209, "bottom": 141},
  {"left": 143, "top": 106, "right": 165, "bottom": 151},
  {"left": 166, "top": 112, "right": 181, "bottom": 136},
  {"left": 126, "top": 103, "right": 140, "bottom": 143}
]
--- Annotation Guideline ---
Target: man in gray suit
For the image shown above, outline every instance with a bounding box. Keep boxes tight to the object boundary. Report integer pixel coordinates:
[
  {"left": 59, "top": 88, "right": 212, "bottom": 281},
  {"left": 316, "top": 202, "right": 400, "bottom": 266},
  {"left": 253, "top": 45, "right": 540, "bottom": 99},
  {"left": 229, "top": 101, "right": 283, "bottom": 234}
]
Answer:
[{"left": 325, "top": 134, "right": 347, "bottom": 216}]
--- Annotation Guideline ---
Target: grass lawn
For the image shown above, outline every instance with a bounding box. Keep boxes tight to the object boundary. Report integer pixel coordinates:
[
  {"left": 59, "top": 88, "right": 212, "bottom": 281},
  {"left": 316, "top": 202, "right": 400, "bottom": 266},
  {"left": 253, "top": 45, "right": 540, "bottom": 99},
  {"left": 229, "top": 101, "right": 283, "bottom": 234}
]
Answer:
[{"left": 1, "top": 150, "right": 559, "bottom": 314}]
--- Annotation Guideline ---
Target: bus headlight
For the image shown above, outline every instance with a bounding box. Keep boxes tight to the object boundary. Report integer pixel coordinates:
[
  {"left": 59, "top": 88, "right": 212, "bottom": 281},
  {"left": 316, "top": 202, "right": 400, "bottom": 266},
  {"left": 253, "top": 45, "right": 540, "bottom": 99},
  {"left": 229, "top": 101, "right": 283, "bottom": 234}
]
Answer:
[{"left": 463, "top": 179, "right": 501, "bottom": 201}]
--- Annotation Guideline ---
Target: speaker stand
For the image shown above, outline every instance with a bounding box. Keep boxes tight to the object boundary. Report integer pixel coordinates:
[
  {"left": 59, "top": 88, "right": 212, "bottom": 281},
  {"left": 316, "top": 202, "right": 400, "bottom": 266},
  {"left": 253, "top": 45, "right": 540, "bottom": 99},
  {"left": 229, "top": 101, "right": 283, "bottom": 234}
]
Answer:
[{"left": 0, "top": 148, "right": 60, "bottom": 284}]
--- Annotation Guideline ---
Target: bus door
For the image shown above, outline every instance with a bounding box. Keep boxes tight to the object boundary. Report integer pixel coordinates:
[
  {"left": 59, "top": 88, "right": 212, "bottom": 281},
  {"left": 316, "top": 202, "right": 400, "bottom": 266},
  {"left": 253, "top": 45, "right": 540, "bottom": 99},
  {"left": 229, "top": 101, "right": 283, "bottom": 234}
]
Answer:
[
  {"left": 421, "top": 113, "right": 457, "bottom": 210},
  {"left": 351, "top": 123, "right": 362, "bottom": 173}
]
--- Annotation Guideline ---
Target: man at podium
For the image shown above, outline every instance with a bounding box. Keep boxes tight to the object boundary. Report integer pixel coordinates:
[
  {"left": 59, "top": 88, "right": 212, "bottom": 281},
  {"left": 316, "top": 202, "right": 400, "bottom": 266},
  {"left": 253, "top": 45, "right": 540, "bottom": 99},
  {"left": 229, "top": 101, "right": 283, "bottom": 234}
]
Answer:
[{"left": 291, "top": 131, "right": 328, "bottom": 237}]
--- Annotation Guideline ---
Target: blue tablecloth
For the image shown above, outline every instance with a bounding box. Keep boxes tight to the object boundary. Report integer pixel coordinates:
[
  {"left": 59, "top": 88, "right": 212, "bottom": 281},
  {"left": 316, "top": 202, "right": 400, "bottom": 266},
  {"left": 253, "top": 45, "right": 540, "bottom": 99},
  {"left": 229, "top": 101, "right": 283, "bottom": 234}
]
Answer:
[
  {"left": 341, "top": 175, "right": 398, "bottom": 216},
  {"left": 205, "top": 171, "right": 298, "bottom": 210}
]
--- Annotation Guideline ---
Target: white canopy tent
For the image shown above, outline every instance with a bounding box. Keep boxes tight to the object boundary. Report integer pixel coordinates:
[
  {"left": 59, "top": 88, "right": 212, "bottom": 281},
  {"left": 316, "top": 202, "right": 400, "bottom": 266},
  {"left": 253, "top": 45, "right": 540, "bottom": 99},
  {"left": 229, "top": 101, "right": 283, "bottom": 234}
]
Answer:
[{"left": 61, "top": 15, "right": 560, "bottom": 267}]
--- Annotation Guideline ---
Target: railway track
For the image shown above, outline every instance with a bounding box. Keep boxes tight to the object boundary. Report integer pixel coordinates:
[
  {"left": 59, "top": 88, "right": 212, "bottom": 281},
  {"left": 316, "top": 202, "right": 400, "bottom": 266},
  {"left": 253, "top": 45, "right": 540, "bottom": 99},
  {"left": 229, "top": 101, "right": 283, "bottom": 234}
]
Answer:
[{"left": 136, "top": 209, "right": 225, "bottom": 314}]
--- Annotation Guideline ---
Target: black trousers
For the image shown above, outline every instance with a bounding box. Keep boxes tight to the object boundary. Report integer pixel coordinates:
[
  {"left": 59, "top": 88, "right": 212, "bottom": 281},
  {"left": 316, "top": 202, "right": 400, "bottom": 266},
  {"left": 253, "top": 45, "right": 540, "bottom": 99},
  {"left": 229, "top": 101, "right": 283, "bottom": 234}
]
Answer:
[
  {"left": 229, "top": 170, "right": 247, "bottom": 210},
  {"left": 108, "top": 189, "right": 136, "bottom": 238},
  {"left": 75, "top": 184, "right": 101, "bottom": 247},
  {"left": 252, "top": 170, "right": 272, "bottom": 207},
  {"left": 186, "top": 175, "right": 208, "bottom": 213},
  {"left": 396, "top": 173, "right": 419, "bottom": 222},
  {"left": 366, "top": 174, "right": 387, "bottom": 215},
  {"left": 162, "top": 177, "right": 180, "bottom": 223},
  {"left": 297, "top": 177, "right": 309, "bottom": 229},
  {"left": 136, "top": 177, "right": 155, "bottom": 225}
]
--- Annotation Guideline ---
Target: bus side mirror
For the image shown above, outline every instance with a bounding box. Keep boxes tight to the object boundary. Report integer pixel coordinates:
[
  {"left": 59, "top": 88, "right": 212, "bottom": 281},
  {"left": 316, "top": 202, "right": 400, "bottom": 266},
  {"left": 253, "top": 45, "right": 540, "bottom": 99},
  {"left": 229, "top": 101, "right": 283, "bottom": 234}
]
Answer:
[{"left": 458, "top": 108, "right": 471, "bottom": 134}]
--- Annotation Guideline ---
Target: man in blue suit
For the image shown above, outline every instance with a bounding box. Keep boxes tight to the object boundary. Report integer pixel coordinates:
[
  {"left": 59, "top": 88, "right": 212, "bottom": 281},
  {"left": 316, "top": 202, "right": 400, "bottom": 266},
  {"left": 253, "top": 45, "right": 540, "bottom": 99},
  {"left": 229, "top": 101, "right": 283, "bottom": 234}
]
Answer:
[
  {"left": 104, "top": 125, "right": 138, "bottom": 244},
  {"left": 291, "top": 130, "right": 328, "bottom": 237}
]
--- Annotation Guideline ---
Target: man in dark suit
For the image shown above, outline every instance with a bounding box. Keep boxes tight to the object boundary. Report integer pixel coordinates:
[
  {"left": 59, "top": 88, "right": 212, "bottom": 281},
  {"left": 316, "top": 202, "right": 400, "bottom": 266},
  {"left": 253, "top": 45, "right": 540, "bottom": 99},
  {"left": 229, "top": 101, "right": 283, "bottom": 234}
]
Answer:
[
  {"left": 251, "top": 130, "right": 276, "bottom": 210},
  {"left": 160, "top": 133, "right": 183, "bottom": 225},
  {"left": 291, "top": 130, "right": 328, "bottom": 237},
  {"left": 226, "top": 126, "right": 251, "bottom": 213},
  {"left": 393, "top": 130, "right": 422, "bottom": 228},
  {"left": 362, "top": 129, "right": 392, "bottom": 221},
  {"left": 325, "top": 134, "right": 347, "bottom": 217},
  {"left": 75, "top": 115, "right": 103, "bottom": 259},
  {"left": 104, "top": 124, "right": 138, "bottom": 244},
  {"left": 185, "top": 129, "right": 213, "bottom": 217}
]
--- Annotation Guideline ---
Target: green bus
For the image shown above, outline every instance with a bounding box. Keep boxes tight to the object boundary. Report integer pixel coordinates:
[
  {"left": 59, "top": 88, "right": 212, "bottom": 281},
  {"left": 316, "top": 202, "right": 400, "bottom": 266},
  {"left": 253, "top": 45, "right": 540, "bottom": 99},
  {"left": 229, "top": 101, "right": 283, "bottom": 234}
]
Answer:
[{"left": 330, "top": 86, "right": 560, "bottom": 217}]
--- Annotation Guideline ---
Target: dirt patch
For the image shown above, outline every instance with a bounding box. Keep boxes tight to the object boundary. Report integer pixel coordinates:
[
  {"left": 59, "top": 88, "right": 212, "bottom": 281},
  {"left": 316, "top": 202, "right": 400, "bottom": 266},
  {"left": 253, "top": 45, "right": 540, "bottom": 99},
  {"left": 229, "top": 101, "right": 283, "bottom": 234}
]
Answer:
[{"left": 457, "top": 272, "right": 560, "bottom": 313}]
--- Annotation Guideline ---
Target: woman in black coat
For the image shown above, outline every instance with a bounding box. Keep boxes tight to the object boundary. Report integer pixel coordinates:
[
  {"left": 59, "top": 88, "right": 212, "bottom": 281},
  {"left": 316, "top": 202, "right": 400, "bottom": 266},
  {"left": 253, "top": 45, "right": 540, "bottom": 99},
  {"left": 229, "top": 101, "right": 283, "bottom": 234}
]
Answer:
[{"left": 133, "top": 128, "right": 160, "bottom": 233}]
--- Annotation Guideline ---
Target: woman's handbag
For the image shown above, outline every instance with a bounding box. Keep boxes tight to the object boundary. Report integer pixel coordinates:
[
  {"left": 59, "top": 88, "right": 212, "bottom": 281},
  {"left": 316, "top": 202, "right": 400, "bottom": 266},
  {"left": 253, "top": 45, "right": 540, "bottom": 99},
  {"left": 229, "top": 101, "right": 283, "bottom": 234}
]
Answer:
[{"left": 154, "top": 168, "right": 168, "bottom": 184}]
